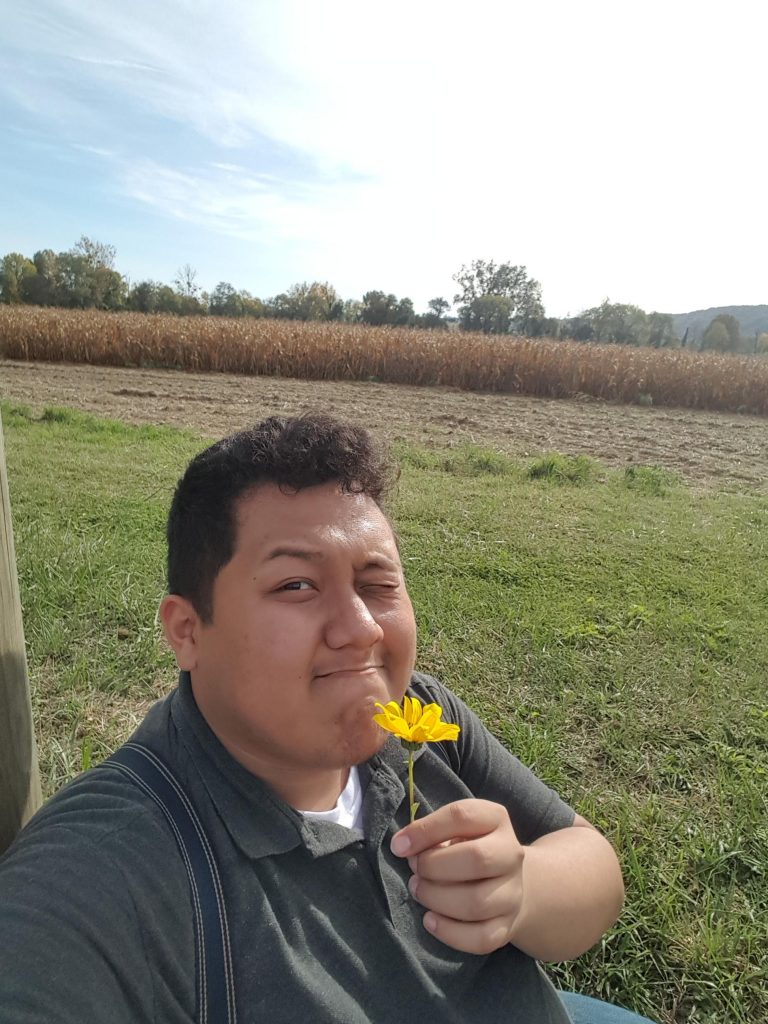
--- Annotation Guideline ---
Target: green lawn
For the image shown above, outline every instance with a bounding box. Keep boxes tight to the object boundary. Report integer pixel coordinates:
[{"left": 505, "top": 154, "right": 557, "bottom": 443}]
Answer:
[{"left": 3, "top": 401, "right": 766, "bottom": 1024}]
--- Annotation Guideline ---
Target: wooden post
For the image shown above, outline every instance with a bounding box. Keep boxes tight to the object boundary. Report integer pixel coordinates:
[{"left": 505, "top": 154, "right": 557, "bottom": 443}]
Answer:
[{"left": 0, "top": 411, "right": 42, "bottom": 855}]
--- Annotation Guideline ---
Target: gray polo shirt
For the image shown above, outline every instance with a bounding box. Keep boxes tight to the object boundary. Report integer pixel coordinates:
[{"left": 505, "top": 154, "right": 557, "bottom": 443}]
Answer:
[{"left": 0, "top": 672, "right": 574, "bottom": 1023}]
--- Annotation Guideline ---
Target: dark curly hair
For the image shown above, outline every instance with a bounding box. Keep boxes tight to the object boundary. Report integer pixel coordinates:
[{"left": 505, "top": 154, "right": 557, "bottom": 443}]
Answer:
[{"left": 166, "top": 413, "right": 396, "bottom": 621}]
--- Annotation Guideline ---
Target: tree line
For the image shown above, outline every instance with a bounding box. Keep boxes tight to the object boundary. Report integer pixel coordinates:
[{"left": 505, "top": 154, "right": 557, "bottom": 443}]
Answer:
[{"left": 1, "top": 239, "right": 763, "bottom": 353}]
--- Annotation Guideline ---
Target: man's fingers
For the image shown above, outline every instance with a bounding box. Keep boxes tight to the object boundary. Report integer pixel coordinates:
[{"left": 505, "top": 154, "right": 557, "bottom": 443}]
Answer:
[
  {"left": 391, "top": 799, "right": 507, "bottom": 857},
  {"left": 415, "top": 831, "right": 521, "bottom": 883},
  {"left": 410, "top": 872, "right": 522, "bottom": 924},
  {"left": 422, "top": 910, "right": 513, "bottom": 956},
  {"left": 392, "top": 799, "right": 526, "bottom": 957}
]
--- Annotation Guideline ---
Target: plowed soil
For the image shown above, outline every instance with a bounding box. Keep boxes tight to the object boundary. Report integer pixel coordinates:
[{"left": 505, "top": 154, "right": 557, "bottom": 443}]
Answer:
[{"left": 2, "top": 359, "right": 766, "bottom": 490}]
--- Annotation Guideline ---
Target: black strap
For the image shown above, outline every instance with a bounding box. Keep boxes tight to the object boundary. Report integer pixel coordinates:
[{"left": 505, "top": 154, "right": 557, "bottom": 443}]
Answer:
[{"left": 105, "top": 743, "right": 237, "bottom": 1024}]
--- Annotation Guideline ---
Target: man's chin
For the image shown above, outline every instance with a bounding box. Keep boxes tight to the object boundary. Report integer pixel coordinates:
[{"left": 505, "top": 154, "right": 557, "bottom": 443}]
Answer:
[
  {"left": 334, "top": 723, "right": 388, "bottom": 768},
  {"left": 354, "top": 730, "right": 389, "bottom": 765}
]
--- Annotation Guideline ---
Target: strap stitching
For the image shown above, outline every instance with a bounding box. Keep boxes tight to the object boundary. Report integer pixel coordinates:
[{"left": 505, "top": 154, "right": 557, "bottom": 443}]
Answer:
[
  {"left": 106, "top": 761, "right": 209, "bottom": 1023},
  {"left": 123, "top": 744, "right": 236, "bottom": 1024},
  {"left": 105, "top": 745, "right": 237, "bottom": 1024}
]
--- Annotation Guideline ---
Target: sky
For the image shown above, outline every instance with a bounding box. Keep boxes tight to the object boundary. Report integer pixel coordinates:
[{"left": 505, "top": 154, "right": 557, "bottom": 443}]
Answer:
[{"left": 1, "top": 0, "right": 765, "bottom": 318}]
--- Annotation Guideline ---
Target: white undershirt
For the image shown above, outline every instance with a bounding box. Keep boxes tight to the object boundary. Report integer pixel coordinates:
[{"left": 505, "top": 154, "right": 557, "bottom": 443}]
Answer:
[{"left": 297, "top": 766, "right": 365, "bottom": 838}]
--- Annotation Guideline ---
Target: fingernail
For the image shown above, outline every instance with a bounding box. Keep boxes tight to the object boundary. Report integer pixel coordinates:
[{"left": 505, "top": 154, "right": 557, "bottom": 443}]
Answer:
[
  {"left": 408, "top": 874, "right": 419, "bottom": 897},
  {"left": 423, "top": 912, "right": 437, "bottom": 933},
  {"left": 391, "top": 834, "right": 411, "bottom": 856}
]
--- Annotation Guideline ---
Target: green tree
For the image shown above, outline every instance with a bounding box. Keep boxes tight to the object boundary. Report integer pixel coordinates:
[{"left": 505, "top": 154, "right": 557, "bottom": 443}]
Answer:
[
  {"left": 267, "top": 282, "right": 342, "bottom": 321},
  {"left": 360, "top": 291, "right": 392, "bottom": 326},
  {"left": 701, "top": 314, "right": 740, "bottom": 352},
  {"left": 267, "top": 291, "right": 292, "bottom": 319},
  {"left": 414, "top": 297, "right": 450, "bottom": 330},
  {"left": 127, "top": 280, "right": 161, "bottom": 313},
  {"left": 50, "top": 237, "right": 126, "bottom": 309},
  {"left": 569, "top": 300, "right": 658, "bottom": 347},
  {"left": 427, "top": 297, "right": 450, "bottom": 320},
  {"left": 647, "top": 312, "right": 678, "bottom": 348},
  {"left": 0, "top": 253, "right": 37, "bottom": 304},
  {"left": 524, "top": 315, "right": 562, "bottom": 338},
  {"left": 208, "top": 284, "right": 264, "bottom": 318},
  {"left": 169, "top": 265, "right": 207, "bottom": 315},
  {"left": 155, "top": 285, "right": 184, "bottom": 314},
  {"left": 239, "top": 291, "right": 265, "bottom": 318},
  {"left": 57, "top": 253, "right": 92, "bottom": 307},
  {"left": 340, "top": 299, "right": 363, "bottom": 323},
  {"left": 562, "top": 315, "right": 595, "bottom": 341},
  {"left": 453, "top": 260, "right": 544, "bottom": 334},
  {"left": 701, "top": 319, "right": 733, "bottom": 352},
  {"left": 392, "top": 297, "right": 415, "bottom": 326},
  {"left": 73, "top": 236, "right": 116, "bottom": 271},
  {"left": 210, "top": 282, "right": 245, "bottom": 317},
  {"left": 359, "top": 291, "right": 416, "bottom": 327},
  {"left": 72, "top": 236, "right": 125, "bottom": 308},
  {"left": 177, "top": 293, "right": 208, "bottom": 316},
  {"left": 460, "top": 295, "right": 514, "bottom": 334},
  {"left": 58, "top": 254, "right": 126, "bottom": 310},
  {"left": 171, "top": 264, "right": 207, "bottom": 311},
  {"left": 23, "top": 250, "right": 62, "bottom": 306},
  {"left": 295, "top": 281, "right": 342, "bottom": 321}
]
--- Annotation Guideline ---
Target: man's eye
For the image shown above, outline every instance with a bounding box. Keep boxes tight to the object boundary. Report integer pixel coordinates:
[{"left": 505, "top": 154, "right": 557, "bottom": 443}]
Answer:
[{"left": 280, "top": 580, "right": 312, "bottom": 591}]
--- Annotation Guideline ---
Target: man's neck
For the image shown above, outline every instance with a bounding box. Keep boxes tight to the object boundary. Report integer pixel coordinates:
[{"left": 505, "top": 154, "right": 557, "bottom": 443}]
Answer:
[
  {"left": 212, "top": 726, "right": 350, "bottom": 811},
  {"left": 249, "top": 759, "right": 350, "bottom": 811}
]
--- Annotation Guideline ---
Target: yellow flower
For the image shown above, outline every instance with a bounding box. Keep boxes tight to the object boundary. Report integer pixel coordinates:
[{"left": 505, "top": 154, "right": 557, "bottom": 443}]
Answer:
[
  {"left": 373, "top": 696, "right": 460, "bottom": 822},
  {"left": 374, "top": 696, "right": 461, "bottom": 745}
]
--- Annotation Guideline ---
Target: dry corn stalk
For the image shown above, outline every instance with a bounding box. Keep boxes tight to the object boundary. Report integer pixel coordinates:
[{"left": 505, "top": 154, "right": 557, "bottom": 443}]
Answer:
[{"left": 1, "top": 306, "right": 766, "bottom": 416}]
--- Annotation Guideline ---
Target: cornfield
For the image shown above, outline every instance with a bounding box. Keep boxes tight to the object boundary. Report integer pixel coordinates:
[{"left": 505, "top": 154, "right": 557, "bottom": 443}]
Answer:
[{"left": 1, "top": 306, "right": 766, "bottom": 416}]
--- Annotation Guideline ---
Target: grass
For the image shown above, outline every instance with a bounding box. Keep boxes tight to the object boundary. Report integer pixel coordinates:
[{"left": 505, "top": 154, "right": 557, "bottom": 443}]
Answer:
[
  {"left": 526, "top": 452, "right": 597, "bottom": 484},
  {"left": 3, "top": 401, "right": 767, "bottom": 1023},
  {"left": 3, "top": 305, "right": 768, "bottom": 414}
]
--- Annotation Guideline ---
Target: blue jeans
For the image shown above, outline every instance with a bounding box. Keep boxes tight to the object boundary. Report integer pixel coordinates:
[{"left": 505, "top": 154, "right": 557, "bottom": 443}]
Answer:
[{"left": 559, "top": 992, "right": 657, "bottom": 1023}]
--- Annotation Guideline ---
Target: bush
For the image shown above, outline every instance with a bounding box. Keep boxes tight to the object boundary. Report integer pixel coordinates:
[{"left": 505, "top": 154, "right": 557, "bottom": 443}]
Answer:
[{"left": 527, "top": 453, "right": 595, "bottom": 485}]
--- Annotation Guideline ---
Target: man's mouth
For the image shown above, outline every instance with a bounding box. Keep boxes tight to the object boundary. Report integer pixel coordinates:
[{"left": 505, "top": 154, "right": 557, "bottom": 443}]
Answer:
[{"left": 315, "top": 665, "right": 382, "bottom": 679}]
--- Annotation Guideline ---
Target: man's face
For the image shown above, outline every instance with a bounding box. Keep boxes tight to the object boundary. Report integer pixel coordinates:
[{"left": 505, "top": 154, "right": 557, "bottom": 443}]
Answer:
[{"left": 178, "top": 482, "right": 417, "bottom": 782}]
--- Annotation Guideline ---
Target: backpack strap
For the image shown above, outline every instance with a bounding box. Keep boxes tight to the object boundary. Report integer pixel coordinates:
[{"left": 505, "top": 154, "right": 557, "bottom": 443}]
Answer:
[{"left": 105, "top": 743, "right": 237, "bottom": 1024}]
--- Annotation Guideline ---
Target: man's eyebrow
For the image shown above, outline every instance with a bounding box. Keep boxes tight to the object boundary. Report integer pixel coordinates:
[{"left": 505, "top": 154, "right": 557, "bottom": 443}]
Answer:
[
  {"left": 261, "top": 548, "right": 399, "bottom": 570},
  {"left": 359, "top": 556, "right": 399, "bottom": 571},
  {"left": 262, "top": 546, "right": 325, "bottom": 563}
]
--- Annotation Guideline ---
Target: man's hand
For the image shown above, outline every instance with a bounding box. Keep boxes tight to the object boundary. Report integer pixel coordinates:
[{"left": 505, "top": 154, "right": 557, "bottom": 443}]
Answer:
[
  {"left": 390, "top": 799, "right": 526, "bottom": 955},
  {"left": 390, "top": 799, "right": 625, "bottom": 961}
]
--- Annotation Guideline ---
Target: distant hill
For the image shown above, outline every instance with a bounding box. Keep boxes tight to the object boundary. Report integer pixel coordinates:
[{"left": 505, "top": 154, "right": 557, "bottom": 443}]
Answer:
[{"left": 671, "top": 305, "right": 768, "bottom": 346}]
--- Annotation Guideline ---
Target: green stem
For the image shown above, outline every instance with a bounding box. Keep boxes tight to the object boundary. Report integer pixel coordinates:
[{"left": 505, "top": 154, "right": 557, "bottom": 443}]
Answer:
[{"left": 408, "top": 749, "right": 416, "bottom": 822}]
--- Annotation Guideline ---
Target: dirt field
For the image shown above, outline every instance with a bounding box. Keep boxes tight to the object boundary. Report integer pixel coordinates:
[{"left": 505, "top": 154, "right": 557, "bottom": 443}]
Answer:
[{"left": 3, "top": 359, "right": 767, "bottom": 490}]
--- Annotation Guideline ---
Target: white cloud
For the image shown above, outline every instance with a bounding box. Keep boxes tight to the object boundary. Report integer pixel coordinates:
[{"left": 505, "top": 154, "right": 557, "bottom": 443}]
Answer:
[
  {"left": 71, "top": 55, "right": 165, "bottom": 74},
  {"left": 71, "top": 143, "right": 115, "bottom": 158},
  {"left": 119, "top": 159, "right": 344, "bottom": 242}
]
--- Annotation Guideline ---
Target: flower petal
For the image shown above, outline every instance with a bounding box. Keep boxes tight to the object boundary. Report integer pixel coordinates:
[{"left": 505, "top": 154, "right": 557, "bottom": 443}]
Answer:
[
  {"left": 404, "top": 695, "right": 422, "bottom": 727},
  {"left": 376, "top": 701, "right": 403, "bottom": 719},
  {"left": 418, "top": 706, "right": 441, "bottom": 736},
  {"left": 428, "top": 722, "right": 461, "bottom": 742},
  {"left": 373, "top": 713, "right": 411, "bottom": 740}
]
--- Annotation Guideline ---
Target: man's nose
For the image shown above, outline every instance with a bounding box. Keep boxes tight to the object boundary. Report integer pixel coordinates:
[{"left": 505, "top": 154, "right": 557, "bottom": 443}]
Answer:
[{"left": 324, "top": 591, "right": 385, "bottom": 649}]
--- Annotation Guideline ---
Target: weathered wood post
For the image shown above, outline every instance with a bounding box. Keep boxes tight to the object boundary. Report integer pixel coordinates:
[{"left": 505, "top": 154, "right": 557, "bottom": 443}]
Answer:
[{"left": 0, "top": 411, "right": 42, "bottom": 855}]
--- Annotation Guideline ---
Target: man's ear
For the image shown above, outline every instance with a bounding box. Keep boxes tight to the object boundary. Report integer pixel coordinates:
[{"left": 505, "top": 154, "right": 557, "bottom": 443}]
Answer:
[{"left": 159, "top": 594, "right": 203, "bottom": 671}]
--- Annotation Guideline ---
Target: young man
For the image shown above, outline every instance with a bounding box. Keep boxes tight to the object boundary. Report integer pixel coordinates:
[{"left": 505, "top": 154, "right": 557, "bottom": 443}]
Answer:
[{"left": 0, "top": 414, "right": 642, "bottom": 1023}]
